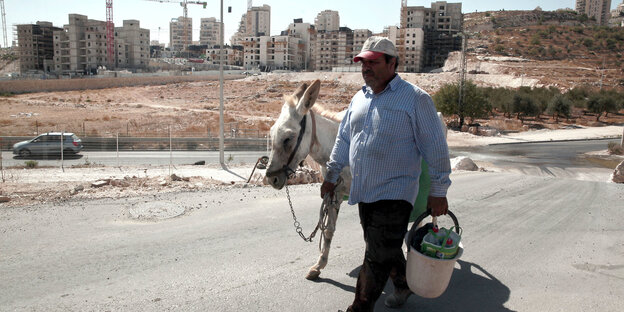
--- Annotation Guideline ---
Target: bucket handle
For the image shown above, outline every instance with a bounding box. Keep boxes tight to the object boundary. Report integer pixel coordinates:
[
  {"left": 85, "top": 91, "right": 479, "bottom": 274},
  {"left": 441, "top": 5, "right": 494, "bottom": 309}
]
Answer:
[{"left": 407, "top": 209, "right": 460, "bottom": 252}]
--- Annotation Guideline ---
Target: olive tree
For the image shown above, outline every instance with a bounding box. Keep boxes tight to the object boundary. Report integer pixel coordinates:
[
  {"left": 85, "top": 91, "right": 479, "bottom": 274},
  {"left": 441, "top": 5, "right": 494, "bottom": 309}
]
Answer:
[
  {"left": 547, "top": 94, "right": 571, "bottom": 122},
  {"left": 433, "top": 81, "right": 489, "bottom": 129}
]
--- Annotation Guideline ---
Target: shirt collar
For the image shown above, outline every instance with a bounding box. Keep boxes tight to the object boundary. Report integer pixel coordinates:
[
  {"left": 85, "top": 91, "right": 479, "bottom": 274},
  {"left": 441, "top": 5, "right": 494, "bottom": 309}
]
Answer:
[{"left": 361, "top": 74, "right": 401, "bottom": 95}]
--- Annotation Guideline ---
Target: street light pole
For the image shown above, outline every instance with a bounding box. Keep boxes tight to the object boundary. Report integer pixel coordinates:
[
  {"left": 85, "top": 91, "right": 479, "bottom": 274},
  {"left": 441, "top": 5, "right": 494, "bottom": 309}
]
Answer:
[{"left": 219, "top": 0, "right": 225, "bottom": 166}]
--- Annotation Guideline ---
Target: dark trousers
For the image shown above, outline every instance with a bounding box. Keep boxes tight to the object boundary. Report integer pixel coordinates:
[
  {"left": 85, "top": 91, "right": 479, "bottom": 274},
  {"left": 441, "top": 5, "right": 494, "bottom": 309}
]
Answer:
[{"left": 348, "top": 200, "right": 413, "bottom": 312}]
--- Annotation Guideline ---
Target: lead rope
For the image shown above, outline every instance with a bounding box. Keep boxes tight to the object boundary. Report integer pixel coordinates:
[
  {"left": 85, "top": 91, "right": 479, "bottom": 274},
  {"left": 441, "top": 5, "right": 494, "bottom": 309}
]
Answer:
[{"left": 285, "top": 183, "right": 333, "bottom": 246}]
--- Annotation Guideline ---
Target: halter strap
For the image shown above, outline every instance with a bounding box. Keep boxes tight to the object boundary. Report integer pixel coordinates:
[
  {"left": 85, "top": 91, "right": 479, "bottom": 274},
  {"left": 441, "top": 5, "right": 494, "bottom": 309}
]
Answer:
[
  {"left": 309, "top": 110, "right": 317, "bottom": 152},
  {"left": 283, "top": 114, "right": 307, "bottom": 176}
]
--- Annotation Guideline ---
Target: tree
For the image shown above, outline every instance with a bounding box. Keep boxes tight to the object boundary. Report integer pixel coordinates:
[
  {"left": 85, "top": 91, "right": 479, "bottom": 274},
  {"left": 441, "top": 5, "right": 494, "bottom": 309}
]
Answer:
[
  {"left": 547, "top": 94, "right": 571, "bottom": 122},
  {"left": 512, "top": 93, "right": 538, "bottom": 122},
  {"left": 587, "top": 93, "right": 617, "bottom": 121},
  {"left": 433, "top": 81, "right": 489, "bottom": 129}
]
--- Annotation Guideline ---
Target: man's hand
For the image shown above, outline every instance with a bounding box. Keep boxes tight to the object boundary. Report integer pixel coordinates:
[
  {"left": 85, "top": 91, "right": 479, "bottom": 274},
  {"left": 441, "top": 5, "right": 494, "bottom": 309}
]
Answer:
[
  {"left": 428, "top": 196, "right": 448, "bottom": 217},
  {"left": 320, "top": 181, "right": 336, "bottom": 199}
]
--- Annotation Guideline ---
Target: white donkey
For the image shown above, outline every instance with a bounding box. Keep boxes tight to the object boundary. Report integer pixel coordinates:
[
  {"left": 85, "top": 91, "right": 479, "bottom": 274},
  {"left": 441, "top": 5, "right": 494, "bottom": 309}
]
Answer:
[
  {"left": 265, "top": 80, "right": 447, "bottom": 280},
  {"left": 265, "top": 79, "right": 351, "bottom": 280}
]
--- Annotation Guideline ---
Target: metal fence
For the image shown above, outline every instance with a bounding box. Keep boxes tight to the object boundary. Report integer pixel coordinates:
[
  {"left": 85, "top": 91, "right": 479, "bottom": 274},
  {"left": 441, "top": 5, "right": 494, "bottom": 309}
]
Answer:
[{"left": 1, "top": 135, "right": 271, "bottom": 152}]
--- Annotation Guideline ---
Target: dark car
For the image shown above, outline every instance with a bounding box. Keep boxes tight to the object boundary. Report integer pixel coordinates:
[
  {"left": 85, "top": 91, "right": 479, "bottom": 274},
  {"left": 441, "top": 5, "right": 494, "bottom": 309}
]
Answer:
[{"left": 12, "top": 132, "right": 83, "bottom": 157}]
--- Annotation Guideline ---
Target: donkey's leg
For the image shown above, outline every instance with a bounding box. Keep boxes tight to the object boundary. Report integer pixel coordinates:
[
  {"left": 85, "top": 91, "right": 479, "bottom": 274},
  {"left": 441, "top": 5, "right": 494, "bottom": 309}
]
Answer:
[{"left": 306, "top": 201, "right": 341, "bottom": 280}]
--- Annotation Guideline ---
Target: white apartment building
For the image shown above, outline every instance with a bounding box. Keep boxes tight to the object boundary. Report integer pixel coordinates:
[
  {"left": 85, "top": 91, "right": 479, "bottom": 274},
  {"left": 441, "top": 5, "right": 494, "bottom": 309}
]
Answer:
[
  {"left": 242, "top": 35, "right": 303, "bottom": 70},
  {"left": 170, "top": 16, "right": 192, "bottom": 52},
  {"left": 200, "top": 17, "right": 222, "bottom": 47},
  {"left": 400, "top": 28, "right": 425, "bottom": 72},
  {"left": 576, "top": 0, "right": 612, "bottom": 25},
  {"left": 315, "top": 10, "right": 340, "bottom": 32},
  {"left": 286, "top": 19, "right": 314, "bottom": 70},
  {"left": 243, "top": 36, "right": 268, "bottom": 69}
]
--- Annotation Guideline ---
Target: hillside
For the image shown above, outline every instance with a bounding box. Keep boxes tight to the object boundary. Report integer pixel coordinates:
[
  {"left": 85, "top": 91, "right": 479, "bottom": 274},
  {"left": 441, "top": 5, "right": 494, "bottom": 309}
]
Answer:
[{"left": 463, "top": 10, "right": 624, "bottom": 91}]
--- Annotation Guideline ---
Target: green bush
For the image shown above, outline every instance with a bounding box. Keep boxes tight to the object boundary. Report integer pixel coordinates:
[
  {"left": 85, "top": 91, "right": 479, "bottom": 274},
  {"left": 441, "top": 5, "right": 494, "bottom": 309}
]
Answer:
[{"left": 25, "top": 160, "right": 38, "bottom": 168}]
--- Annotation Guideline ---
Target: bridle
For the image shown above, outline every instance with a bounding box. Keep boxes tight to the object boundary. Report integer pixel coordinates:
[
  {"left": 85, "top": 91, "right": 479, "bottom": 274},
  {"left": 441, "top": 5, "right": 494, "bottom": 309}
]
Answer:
[
  {"left": 267, "top": 110, "right": 317, "bottom": 179},
  {"left": 268, "top": 110, "right": 327, "bottom": 243}
]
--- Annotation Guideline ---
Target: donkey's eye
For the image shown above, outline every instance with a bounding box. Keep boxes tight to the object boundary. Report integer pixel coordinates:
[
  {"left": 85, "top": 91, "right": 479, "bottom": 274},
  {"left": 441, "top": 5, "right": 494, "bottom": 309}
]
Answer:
[{"left": 283, "top": 138, "right": 291, "bottom": 148}]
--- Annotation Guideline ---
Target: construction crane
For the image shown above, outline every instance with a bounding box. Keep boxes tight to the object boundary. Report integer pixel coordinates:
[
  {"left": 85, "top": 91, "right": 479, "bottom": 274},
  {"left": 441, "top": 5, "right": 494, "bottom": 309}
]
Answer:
[
  {"left": 144, "top": 0, "right": 207, "bottom": 52},
  {"left": 1, "top": 0, "right": 7, "bottom": 47},
  {"left": 106, "top": 0, "right": 114, "bottom": 67}
]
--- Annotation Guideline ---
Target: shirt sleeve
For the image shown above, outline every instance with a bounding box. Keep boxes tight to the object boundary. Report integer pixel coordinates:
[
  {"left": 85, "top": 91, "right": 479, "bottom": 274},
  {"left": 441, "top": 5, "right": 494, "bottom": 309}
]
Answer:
[
  {"left": 412, "top": 93, "right": 452, "bottom": 197},
  {"left": 324, "top": 104, "right": 352, "bottom": 184}
]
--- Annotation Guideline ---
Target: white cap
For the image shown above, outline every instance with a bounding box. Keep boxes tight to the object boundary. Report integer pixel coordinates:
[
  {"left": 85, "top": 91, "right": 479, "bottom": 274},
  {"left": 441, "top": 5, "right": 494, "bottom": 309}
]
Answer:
[{"left": 353, "top": 36, "right": 398, "bottom": 62}]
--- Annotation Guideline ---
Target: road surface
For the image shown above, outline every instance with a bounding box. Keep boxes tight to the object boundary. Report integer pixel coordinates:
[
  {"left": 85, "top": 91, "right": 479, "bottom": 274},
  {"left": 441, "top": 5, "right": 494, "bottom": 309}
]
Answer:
[
  {"left": 1, "top": 171, "right": 623, "bottom": 311},
  {"left": 1, "top": 150, "right": 270, "bottom": 167}
]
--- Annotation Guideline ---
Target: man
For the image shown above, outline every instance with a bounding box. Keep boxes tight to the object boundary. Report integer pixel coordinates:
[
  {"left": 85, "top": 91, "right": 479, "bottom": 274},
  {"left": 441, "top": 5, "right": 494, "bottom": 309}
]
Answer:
[{"left": 321, "top": 36, "right": 451, "bottom": 312}]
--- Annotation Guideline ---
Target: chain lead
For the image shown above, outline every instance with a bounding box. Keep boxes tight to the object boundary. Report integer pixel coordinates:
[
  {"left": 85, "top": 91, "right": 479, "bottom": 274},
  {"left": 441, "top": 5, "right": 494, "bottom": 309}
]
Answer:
[{"left": 285, "top": 183, "right": 324, "bottom": 243}]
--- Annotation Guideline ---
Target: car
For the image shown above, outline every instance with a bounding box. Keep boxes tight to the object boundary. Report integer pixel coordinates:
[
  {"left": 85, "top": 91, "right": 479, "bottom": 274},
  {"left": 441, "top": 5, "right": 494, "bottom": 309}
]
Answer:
[{"left": 12, "top": 132, "right": 83, "bottom": 157}]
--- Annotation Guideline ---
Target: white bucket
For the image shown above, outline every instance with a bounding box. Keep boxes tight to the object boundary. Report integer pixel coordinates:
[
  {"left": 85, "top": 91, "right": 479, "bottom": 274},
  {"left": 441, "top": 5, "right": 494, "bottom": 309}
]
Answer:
[{"left": 405, "top": 232, "right": 463, "bottom": 298}]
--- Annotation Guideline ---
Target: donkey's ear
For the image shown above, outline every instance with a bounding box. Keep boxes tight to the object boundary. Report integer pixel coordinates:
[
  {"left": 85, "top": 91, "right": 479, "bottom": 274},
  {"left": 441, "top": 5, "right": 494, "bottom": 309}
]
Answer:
[
  {"left": 296, "top": 80, "right": 320, "bottom": 116},
  {"left": 292, "top": 82, "right": 308, "bottom": 101}
]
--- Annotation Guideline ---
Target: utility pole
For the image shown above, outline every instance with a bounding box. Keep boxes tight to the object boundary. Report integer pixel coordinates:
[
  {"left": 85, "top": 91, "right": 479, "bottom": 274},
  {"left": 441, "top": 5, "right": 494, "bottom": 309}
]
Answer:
[
  {"left": 106, "top": 0, "right": 114, "bottom": 68},
  {"left": 457, "top": 30, "right": 467, "bottom": 129},
  {"left": 219, "top": 0, "right": 225, "bottom": 166},
  {"left": 0, "top": 0, "right": 7, "bottom": 47}
]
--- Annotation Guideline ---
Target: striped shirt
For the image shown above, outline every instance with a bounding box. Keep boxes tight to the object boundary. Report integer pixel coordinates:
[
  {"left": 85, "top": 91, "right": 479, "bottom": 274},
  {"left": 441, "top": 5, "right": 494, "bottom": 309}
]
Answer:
[{"left": 325, "top": 74, "right": 451, "bottom": 205}]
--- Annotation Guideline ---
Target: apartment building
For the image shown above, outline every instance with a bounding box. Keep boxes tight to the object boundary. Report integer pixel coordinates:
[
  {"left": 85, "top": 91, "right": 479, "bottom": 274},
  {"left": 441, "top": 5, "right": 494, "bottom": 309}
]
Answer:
[
  {"left": 401, "top": 1, "right": 462, "bottom": 31},
  {"left": 170, "top": 16, "right": 192, "bottom": 52},
  {"left": 206, "top": 46, "right": 243, "bottom": 66},
  {"left": 400, "top": 1, "right": 462, "bottom": 70},
  {"left": 314, "top": 10, "right": 340, "bottom": 32},
  {"left": 286, "top": 18, "right": 314, "bottom": 70},
  {"left": 16, "top": 21, "right": 62, "bottom": 74},
  {"left": 312, "top": 27, "right": 354, "bottom": 71},
  {"left": 114, "top": 20, "right": 150, "bottom": 69},
  {"left": 49, "top": 14, "right": 149, "bottom": 75},
  {"left": 200, "top": 17, "right": 222, "bottom": 47},
  {"left": 52, "top": 14, "right": 110, "bottom": 75},
  {"left": 246, "top": 5, "right": 271, "bottom": 36},
  {"left": 242, "top": 35, "right": 304, "bottom": 71},
  {"left": 576, "top": 0, "right": 612, "bottom": 25},
  {"left": 230, "top": 5, "right": 271, "bottom": 46}
]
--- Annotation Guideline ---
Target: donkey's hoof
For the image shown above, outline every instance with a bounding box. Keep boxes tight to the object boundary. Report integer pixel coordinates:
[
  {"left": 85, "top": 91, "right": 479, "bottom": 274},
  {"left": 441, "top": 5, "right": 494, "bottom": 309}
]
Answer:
[{"left": 306, "top": 269, "right": 321, "bottom": 280}]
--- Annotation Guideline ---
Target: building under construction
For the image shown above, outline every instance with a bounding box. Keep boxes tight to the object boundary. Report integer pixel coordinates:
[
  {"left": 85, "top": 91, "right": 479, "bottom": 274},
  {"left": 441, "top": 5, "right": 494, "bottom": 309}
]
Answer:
[
  {"left": 400, "top": 1, "right": 463, "bottom": 71},
  {"left": 16, "top": 22, "right": 62, "bottom": 74},
  {"left": 16, "top": 14, "right": 149, "bottom": 76}
]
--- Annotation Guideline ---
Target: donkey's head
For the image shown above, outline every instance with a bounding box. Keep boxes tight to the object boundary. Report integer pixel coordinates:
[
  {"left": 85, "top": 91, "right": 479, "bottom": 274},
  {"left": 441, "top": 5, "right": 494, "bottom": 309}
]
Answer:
[{"left": 265, "top": 80, "right": 321, "bottom": 189}]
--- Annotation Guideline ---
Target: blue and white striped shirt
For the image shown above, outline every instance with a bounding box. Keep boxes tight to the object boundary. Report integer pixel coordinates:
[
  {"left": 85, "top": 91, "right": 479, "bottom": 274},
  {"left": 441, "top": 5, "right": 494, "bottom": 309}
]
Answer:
[{"left": 325, "top": 74, "right": 451, "bottom": 205}]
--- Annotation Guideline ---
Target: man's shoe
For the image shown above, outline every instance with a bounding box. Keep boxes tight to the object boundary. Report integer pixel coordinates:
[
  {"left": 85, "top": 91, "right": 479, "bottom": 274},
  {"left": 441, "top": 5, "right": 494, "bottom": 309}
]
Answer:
[{"left": 384, "top": 289, "right": 412, "bottom": 308}]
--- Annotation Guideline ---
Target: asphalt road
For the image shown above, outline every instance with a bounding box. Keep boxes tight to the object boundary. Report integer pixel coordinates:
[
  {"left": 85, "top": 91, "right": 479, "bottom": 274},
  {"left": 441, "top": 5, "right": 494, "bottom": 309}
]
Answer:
[
  {"left": 2, "top": 139, "right": 618, "bottom": 169},
  {"left": 1, "top": 171, "right": 623, "bottom": 311},
  {"left": 1, "top": 150, "right": 270, "bottom": 167}
]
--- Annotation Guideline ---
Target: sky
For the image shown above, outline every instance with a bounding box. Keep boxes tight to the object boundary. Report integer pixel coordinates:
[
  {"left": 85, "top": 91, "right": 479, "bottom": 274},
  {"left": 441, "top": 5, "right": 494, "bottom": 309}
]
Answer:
[{"left": 3, "top": 0, "right": 622, "bottom": 47}]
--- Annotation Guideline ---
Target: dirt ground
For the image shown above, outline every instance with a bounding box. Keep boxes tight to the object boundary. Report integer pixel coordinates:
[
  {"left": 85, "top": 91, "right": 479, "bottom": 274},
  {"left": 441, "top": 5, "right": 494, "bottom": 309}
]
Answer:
[
  {"left": 3, "top": 57, "right": 623, "bottom": 138},
  {"left": 1, "top": 69, "right": 623, "bottom": 207}
]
